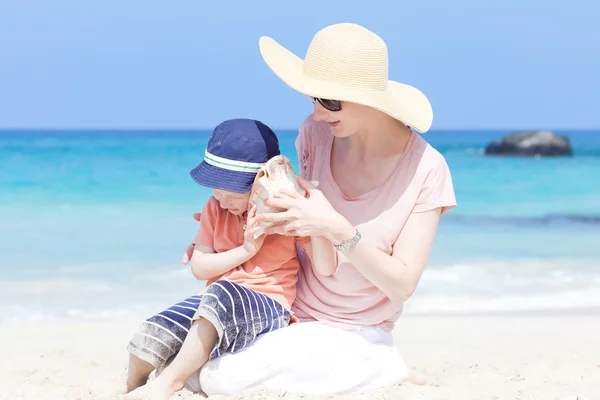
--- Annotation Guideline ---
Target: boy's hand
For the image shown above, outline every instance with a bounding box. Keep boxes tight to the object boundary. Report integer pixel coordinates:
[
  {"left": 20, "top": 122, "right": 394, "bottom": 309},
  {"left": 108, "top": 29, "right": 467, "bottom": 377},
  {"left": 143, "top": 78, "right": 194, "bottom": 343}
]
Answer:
[
  {"left": 243, "top": 205, "right": 266, "bottom": 256},
  {"left": 182, "top": 212, "right": 202, "bottom": 265}
]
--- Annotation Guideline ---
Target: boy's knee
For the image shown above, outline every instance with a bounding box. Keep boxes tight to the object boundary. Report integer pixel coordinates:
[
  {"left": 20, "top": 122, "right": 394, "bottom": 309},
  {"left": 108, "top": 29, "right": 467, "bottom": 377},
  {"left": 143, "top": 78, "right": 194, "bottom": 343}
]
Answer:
[{"left": 205, "top": 279, "right": 233, "bottom": 295}]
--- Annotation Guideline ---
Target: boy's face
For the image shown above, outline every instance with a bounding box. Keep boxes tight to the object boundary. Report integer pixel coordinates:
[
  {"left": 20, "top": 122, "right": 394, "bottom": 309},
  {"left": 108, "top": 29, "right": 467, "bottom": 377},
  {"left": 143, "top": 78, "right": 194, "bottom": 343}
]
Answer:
[{"left": 213, "top": 189, "right": 251, "bottom": 216}]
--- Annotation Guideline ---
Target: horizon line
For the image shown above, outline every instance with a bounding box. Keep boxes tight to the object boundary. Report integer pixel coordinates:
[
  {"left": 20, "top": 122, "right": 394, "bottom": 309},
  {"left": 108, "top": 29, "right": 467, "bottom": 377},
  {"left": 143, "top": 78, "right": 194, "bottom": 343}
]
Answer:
[{"left": 1, "top": 127, "right": 599, "bottom": 132}]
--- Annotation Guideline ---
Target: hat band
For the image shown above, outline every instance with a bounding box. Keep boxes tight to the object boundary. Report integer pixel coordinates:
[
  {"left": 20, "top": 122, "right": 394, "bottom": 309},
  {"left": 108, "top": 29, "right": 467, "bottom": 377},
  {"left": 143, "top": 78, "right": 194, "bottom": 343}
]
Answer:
[{"left": 204, "top": 150, "right": 265, "bottom": 173}]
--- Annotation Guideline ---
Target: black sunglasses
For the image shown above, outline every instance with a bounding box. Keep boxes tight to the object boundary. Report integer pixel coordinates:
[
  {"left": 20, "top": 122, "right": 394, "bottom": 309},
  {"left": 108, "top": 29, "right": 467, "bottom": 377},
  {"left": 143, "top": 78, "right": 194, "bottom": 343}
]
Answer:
[{"left": 310, "top": 97, "right": 342, "bottom": 112}]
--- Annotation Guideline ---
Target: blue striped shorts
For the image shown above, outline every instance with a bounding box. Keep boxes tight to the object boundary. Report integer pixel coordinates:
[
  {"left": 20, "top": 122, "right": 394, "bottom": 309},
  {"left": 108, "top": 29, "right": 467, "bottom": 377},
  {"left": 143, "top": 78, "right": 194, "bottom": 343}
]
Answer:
[{"left": 127, "top": 280, "right": 291, "bottom": 368}]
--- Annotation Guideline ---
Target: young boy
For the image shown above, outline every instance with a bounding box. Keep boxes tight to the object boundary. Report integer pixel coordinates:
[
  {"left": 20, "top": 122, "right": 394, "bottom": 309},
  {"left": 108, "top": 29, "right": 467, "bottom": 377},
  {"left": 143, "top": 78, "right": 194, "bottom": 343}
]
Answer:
[{"left": 124, "top": 118, "right": 336, "bottom": 400}]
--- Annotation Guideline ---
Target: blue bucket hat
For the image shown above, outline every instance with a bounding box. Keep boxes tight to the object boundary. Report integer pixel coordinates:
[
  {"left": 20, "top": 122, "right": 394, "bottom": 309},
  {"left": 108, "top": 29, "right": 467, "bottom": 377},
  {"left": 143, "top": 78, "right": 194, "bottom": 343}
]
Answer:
[{"left": 190, "top": 118, "right": 280, "bottom": 193}]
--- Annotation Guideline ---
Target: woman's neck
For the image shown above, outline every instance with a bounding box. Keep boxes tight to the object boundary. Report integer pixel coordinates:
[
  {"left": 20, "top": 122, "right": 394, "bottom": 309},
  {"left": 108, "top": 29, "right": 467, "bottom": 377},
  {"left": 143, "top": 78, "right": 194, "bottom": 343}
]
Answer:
[{"left": 337, "top": 117, "right": 412, "bottom": 161}]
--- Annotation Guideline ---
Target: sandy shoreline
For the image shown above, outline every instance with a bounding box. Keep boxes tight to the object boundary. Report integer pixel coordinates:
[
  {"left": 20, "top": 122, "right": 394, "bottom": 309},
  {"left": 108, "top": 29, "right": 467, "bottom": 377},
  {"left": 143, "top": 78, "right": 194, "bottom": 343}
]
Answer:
[{"left": 1, "top": 315, "right": 598, "bottom": 400}]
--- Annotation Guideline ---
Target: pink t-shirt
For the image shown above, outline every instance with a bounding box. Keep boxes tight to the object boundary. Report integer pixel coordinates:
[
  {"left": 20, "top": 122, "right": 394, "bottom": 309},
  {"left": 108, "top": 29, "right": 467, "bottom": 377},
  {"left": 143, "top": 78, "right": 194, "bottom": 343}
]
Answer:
[{"left": 291, "top": 115, "right": 457, "bottom": 332}]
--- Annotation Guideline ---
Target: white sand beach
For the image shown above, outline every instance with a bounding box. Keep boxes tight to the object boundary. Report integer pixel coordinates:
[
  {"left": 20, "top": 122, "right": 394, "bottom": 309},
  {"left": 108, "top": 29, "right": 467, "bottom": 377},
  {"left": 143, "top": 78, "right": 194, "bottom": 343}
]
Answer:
[{"left": 1, "top": 314, "right": 598, "bottom": 400}]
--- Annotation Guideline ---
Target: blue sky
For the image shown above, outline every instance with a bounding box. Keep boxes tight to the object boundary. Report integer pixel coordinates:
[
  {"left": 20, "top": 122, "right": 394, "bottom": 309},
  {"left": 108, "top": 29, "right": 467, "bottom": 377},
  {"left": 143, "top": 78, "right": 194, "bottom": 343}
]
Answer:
[{"left": 1, "top": 0, "right": 598, "bottom": 130}]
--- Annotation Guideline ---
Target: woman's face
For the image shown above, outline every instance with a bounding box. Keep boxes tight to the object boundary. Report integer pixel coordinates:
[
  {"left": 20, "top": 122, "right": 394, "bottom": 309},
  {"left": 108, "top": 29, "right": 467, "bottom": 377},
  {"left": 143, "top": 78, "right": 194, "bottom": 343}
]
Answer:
[{"left": 311, "top": 99, "right": 374, "bottom": 138}]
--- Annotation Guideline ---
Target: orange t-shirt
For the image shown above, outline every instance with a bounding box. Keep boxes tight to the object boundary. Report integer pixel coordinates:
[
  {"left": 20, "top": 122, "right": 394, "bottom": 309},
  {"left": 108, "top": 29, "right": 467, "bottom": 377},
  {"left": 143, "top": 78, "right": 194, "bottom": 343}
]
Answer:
[{"left": 193, "top": 196, "right": 302, "bottom": 311}]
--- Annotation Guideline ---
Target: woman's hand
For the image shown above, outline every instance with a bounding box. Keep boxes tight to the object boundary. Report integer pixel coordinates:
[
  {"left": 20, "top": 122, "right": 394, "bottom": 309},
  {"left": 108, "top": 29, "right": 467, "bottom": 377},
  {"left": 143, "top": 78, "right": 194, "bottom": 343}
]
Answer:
[
  {"left": 243, "top": 205, "right": 266, "bottom": 255},
  {"left": 255, "top": 176, "right": 355, "bottom": 244}
]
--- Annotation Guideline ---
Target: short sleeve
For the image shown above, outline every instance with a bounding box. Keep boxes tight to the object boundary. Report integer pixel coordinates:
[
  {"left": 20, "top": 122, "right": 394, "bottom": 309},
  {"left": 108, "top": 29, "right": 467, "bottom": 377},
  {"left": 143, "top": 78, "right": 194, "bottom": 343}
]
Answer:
[
  {"left": 192, "top": 196, "right": 219, "bottom": 248},
  {"left": 294, "top": 117, "right": 314, "bottom": 179},
  {"left": 413, "top": 155, "right": 457, "bottom": 215}
]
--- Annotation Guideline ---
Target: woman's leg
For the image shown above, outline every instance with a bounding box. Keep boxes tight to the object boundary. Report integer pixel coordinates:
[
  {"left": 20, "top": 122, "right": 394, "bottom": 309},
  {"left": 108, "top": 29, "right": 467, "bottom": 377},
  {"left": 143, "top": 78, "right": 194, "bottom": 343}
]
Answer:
[
  {"left": 126, "top": 294, "right": 203, "bottom": 392},
  {"left": 198, "top": 322, "right": 413, "bottom": 396}
]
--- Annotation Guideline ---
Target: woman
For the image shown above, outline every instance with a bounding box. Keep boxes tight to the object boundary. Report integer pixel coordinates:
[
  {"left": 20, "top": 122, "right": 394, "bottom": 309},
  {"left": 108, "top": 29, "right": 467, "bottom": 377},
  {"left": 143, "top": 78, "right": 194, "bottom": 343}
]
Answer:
[
  {"left": 197, "top": 22, "right": 455, "bottom": 394},
  {"left": 127, "top": 22, "right": 456, "bottom": 398}
]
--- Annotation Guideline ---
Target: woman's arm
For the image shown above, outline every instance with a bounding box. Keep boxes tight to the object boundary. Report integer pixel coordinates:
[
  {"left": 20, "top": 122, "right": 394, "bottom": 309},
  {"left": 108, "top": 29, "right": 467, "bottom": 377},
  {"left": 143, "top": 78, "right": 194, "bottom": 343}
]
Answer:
[
  {"left": 328, "top": 208, "right": 442, "bottom": 302},
  {"left": 302, "top": 236, "right": 338, "bottom": 276},
  {"left": 296, "top": 167, "right": 338, "bottom": 276},
  {"left": 257, "top": 177, "right": 442, "bottom": 302}
]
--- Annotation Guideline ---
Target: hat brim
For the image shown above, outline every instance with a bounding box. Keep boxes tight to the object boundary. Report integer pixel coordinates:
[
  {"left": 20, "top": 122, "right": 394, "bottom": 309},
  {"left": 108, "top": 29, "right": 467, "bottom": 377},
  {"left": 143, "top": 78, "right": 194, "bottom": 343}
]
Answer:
[
  {"left": 258, "top": 36, "right": 433, "bottom": 133},
  {"left": 190, "top": 161, "right": 256, "bottom": 194}
]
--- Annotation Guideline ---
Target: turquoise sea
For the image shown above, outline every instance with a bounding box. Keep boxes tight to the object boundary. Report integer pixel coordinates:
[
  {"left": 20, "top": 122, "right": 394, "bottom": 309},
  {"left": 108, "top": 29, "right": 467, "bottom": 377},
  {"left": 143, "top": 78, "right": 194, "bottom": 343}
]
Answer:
[{"left": 1, "top": 129, "right": 599, "bottom": 323}]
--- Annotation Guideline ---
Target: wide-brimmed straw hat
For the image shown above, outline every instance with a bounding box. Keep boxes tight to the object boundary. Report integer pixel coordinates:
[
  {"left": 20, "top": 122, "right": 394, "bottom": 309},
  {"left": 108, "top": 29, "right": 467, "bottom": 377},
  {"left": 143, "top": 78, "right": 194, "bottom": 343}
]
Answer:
[{"left": 258, "top": 23, "right": 434, "bottom": 133}]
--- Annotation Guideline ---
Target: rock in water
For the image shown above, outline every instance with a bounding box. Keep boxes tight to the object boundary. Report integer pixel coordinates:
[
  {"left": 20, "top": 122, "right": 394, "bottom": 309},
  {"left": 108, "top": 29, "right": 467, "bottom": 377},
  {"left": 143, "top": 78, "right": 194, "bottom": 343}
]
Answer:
[{"left": 484, "top": 131, "right": 573, "bottom": 156}]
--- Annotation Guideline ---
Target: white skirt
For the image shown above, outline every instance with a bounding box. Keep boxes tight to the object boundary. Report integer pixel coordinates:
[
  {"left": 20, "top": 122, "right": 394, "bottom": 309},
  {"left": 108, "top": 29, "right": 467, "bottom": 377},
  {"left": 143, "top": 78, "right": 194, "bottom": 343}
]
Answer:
[{"left": 183, "top": 321, "right": 409, "bottom": 396}]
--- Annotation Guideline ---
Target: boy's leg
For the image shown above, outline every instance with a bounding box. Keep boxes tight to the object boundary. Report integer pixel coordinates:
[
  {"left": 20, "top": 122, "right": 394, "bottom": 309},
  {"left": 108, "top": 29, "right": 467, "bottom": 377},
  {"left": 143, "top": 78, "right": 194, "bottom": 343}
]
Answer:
[
  {"left": 126, "top": 355, "right": 155, "bottom": 392},
  {"left": 124, "top": 317, "right": 217, "bottom": 400},
  {"left": 126, "top": 280, "right": 291, "bottom": 399},
  {"left": 201, "top": 280, "right": 292, "bottom": 354},
  {"left": 126, "top": 294, "right": 203, "bottom": 392}
]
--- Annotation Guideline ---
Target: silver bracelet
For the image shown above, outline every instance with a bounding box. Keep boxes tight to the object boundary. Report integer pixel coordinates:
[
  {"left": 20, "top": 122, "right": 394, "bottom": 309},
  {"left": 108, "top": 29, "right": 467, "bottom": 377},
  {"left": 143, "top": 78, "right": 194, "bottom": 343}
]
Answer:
[{"left": 333, "top": 229, "right": 362, "bottom": 252}]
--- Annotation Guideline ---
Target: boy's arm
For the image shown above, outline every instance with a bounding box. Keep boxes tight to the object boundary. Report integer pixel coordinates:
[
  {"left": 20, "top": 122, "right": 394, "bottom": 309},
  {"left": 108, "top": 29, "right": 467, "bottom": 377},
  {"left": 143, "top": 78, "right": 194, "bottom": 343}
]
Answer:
[
  {"left": 182, "top": 212, "right": 203, "bottom": 265},
  {"left": 190, "top": 244, "right": 255, "bottom": 281},
  {"left": 188, "top": 197, "right": 259, "bottom": 281},
  {"left": 302, "top": 236, "right": 338, "bottom": 277}
]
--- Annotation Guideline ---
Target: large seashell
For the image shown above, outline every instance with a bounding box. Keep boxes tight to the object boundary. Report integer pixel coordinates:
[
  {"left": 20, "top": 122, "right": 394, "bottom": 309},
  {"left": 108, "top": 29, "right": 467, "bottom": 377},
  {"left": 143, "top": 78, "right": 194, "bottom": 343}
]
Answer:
[{"left": 248, "top": 155, "right": 306, "bottom": 238}]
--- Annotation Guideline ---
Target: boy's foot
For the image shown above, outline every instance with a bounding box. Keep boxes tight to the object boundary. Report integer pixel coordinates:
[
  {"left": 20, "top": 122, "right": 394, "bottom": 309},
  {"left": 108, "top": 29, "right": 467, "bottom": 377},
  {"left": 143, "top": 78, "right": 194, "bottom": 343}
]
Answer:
[
  {"left": 123, "top": 375, "right": 183, "bottom": 400},
  {"left": 407, "top": 369, "right": 427, "bottom": 385}
]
